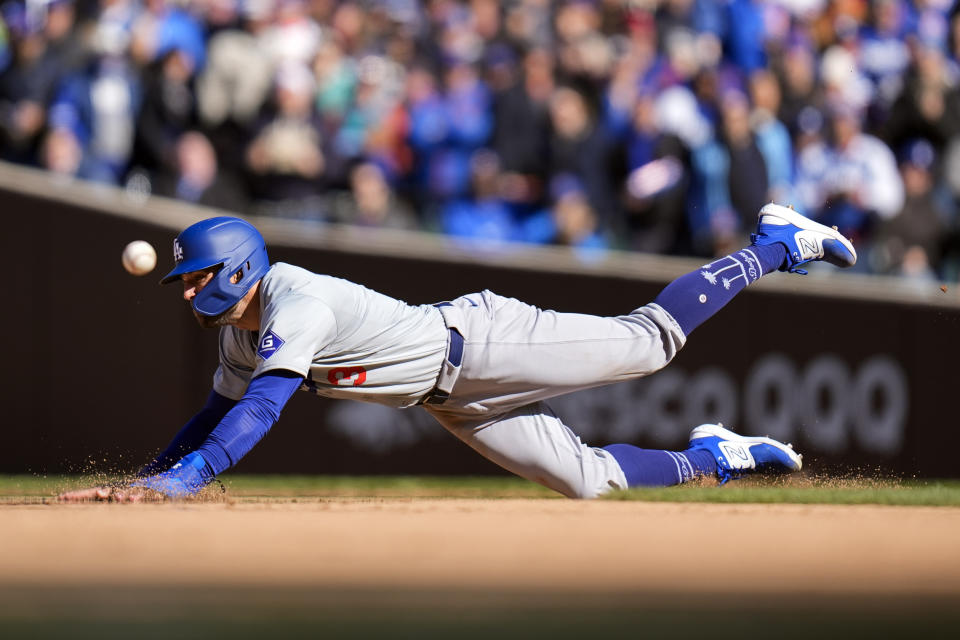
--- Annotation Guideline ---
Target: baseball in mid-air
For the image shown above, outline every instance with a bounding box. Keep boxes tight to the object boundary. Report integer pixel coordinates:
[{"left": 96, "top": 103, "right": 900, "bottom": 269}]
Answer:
[{"left": 122, "top": 240, "right": 157, "bottom": 276}]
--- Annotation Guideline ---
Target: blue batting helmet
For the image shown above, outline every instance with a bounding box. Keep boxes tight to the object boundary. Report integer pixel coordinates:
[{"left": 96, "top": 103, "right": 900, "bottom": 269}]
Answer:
[{"left": 160, "top": 216, "right": 270, "bottom": 316}]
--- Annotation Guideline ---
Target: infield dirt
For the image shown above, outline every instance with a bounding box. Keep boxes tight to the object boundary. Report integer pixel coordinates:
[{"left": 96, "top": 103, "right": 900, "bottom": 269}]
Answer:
[{"left": 2, "top": 498, "right": 960, "bottom": 637}]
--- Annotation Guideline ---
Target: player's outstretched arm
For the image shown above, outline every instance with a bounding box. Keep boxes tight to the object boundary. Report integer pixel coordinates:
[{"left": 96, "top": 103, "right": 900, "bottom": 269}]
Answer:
[
  {"left": 57, "top": 391, "right": 236, "bottom": 503},
  {"left": 58, "top": 370, "right": 304, "bottom": 502},
  {"left": 136, "top": 390, "right": 238, "bottom": 477},
  {"left": 127, "top": 369, "right": 304, "bottom": 498}
]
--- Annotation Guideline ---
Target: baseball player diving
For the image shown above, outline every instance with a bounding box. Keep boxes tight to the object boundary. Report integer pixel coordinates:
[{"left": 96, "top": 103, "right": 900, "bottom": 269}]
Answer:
[{"left": 60, "top": 203, "right": 856, "bottom": 501}]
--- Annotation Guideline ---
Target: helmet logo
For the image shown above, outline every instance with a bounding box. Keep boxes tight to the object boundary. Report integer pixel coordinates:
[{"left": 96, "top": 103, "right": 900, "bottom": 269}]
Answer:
[{"left": 173, "top": 239, "right": 184, "bottom": 263}]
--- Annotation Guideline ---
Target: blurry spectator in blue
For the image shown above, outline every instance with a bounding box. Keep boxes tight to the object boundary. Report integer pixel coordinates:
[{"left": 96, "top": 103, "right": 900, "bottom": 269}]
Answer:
[
  {"left": 859, "top": 0, "right": 912, "bottom": 115},
  {"left": 874, "top": 138, "right": 948, "bottom": 281},
  {"left": 441, "top": 60, "right": 493, "bottom": 180},
  {"left": 539, "top": 172, "right": 607, "bottom": 253},
  {"left": 795, "top": 101, "right": 904, "bottom": 251},
  {"left": 130, "top": 0, "right": 206, "bottom": 69},
  {"left": 647, "top": 0, "right": 725, "bottom": 111},
  {"left": 441, "top": 148, "right": 516, "bottom": 243},
  {"left": 441, "top": 153, "right": 607, "bottom": 253},
  {"left": 546, "top": 85, "right": 619, "bottom": 232},
  {"left": 406, "top": 59, "right": 492, "bottom": 210},
  {"left": 908, "top": 0, "right": 953, "bottom": 51},
  {"left": 43, "top": 22, "right": 140, "bottom": 184},
  {"left": 245, "top": 62, "right": 327, "bottom": 220},
  {"left": 331, "top": 160, "right": 418, "bottom": 230},
  {"left": 654, "top": 0, "right": 712, "bottom": 33},
  {"left": 621, "top": 89, "right": 689, "bottom": 255},
  {"left": 404, "top": 63, "right": 446, "bottom": 207},
  {"left": 724, "top": 0, "right": 766, "bottom": 73},
  {"left": 39, "top": 126, "right": 99, "bottom": 180},
  {"left": 0, "top": 1, "right": 61, "bottom": 163},
  {"left": 152, "top": 130, "right": 249, "bottom": 212},
  {"left": 749, "top": 68, "right": 795, "bottom": 206}
]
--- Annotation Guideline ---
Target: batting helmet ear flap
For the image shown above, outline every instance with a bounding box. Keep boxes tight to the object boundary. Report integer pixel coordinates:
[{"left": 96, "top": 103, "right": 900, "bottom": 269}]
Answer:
[{"left": 160, "top": 217, "right": 270, "bottom": 316}]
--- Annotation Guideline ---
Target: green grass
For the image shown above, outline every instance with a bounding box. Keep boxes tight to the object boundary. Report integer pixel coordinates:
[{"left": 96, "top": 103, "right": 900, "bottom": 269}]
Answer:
[
  {"left": 0, "top": 474, "right": 558, "bottom": 500},
  {"left": 219, "top": 474, "right": 559, "bottom": 498},
  {"left": 3, "top": 474, "right": 960, "bottom": 506},
  {"left": 608, "top": 477, "right": 960, "bottom": 506}
]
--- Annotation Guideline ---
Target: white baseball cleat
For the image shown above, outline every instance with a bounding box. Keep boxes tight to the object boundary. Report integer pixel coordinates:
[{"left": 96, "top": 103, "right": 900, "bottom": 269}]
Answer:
[
  {"left": 687, "top": 423, "right": 802, "bottom": 484},
  {"left": 751, "top": 202, "right": 857, "bottom": 274}
]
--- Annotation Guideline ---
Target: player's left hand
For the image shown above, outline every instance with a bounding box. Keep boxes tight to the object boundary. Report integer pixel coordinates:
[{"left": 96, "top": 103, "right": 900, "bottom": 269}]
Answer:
[{"left": 56, "top": 485, "right": 166, "bottom": 503}]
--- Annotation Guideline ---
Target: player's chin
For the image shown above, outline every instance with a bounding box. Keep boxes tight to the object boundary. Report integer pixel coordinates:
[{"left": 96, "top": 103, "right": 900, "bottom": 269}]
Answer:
[{"left": 192, "top": 306, "right": 236, "bottom": 329}]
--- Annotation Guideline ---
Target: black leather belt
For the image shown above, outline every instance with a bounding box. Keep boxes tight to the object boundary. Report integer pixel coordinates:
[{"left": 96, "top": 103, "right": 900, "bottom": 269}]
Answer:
[{"left": 419, "top": 326, "right": 464, "bottom": 405}]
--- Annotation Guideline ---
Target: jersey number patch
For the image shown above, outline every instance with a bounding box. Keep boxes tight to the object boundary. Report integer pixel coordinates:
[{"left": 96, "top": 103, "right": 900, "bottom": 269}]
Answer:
[{"left": 327, "top": 366, "right": 367, "bottom": 386}]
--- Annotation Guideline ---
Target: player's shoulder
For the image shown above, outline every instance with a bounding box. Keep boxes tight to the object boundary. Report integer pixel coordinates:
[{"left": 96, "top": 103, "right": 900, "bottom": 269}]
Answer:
[
  {"left": 258, "top": 263, "right": 342, "bottom": 320},
  {"left": 262, "top": 262, "right": 310, "bottom": 286},
  {"left": 260, "top": 263, "right": 313, "bottom": 300},
  {"left": 262, "top": 262, "right": 365, "bottom": 299},
  {"left": 262, "top": 262, "right": 343, "bottom": 289}
]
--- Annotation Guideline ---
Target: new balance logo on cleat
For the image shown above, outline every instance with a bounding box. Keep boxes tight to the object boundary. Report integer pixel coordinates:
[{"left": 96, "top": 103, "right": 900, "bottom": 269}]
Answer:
[
  {"left": 798, "top": 236, "right": 820, "bottom": 257},
  {"left": 718, "top": 441, "right": 754, "bottom": 469}
]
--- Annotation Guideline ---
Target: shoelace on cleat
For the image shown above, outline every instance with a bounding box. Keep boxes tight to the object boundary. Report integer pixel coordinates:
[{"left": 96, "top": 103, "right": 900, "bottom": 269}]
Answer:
[
  {"left": 716, "top": 467, "right": 733, "bottom": 485},
  {"left": 713, "top": 451, "right": 744, "bottom": 486},
  {"left": 750, "top": 232, "right": 810, "bottom": 275}
]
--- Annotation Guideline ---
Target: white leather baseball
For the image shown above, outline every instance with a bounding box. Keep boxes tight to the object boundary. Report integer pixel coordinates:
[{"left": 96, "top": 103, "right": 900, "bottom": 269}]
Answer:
[{"left": 122, "top": 240, "right": 157, "bottom": 276}]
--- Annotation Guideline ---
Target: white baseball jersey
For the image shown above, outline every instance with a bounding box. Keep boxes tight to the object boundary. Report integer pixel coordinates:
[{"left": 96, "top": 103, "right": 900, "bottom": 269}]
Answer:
[{"left": 213, "top": 263, "right": 449, "bottom": 407}]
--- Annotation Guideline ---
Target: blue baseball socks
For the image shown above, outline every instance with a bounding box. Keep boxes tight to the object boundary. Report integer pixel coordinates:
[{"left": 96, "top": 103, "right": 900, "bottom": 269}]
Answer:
[
  {"left": 653, "top": 243, "right": 787, "bottom": 336},
  {"left": 604, "top": 444, "right": 718, "bottom": 486},
  {"left": 603, "top": 243, "right": 788, "bottom": 488}
]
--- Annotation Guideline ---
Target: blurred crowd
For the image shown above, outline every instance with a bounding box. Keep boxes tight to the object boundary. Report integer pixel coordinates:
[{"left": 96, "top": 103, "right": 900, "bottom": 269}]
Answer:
[{"left": 4, "top": 0, "right": 960, "bottom": 281}]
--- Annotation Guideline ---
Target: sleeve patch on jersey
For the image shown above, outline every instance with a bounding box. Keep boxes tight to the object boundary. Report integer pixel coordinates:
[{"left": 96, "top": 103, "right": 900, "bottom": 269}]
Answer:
[{"left": 257, "top": 330, "right": 285, "bottom": 359}]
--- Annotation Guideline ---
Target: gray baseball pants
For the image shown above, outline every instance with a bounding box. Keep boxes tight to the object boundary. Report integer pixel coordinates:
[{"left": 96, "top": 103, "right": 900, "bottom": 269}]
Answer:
[{"left": 423, "top": 290, "right": 687, "bottom": 498}]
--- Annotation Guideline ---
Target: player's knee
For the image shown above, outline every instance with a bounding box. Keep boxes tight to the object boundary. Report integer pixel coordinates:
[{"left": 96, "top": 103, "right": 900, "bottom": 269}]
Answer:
[{"left": 563, "top": 479, "right": 622, "bottom": 500}]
